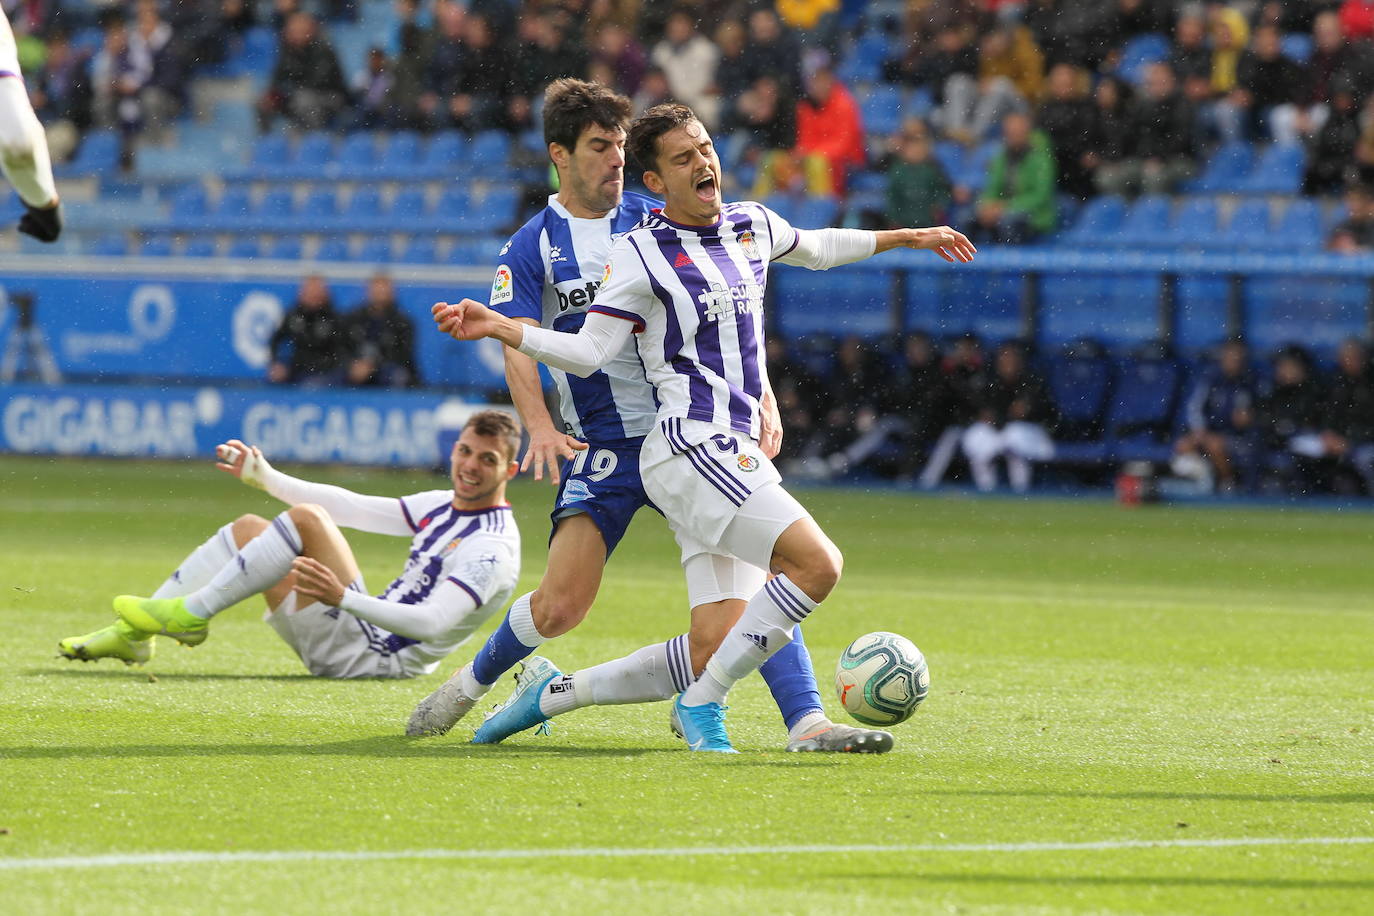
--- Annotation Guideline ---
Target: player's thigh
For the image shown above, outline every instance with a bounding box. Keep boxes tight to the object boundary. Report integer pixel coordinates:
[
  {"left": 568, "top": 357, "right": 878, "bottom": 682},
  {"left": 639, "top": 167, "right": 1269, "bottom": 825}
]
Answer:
[
  {"left": 756, "top": 508, "right": 843, "bottom": 597},
  {"left": 286, "top": 504, "right": 363, "bottom": 587},
  {"left": 718, "top": 482, "right": 814, "bottom": 572}
]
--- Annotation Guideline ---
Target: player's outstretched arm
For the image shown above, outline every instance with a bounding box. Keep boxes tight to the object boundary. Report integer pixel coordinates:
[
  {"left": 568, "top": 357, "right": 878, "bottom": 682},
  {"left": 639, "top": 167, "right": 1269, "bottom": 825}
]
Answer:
[
  {"left": 433, "top": 300, "right": 632, "bottom": 378},
  {"left": 0, "top": 77, "right": 62, "bottom": 241},
  {"left": 503, "top": 319, "right": 587, "bottom": 485},
  {"left": 873, "top": 226, "right": 977, "bottom": 263},
  {"left": 213, "top": 440, "right": 412, "bottom": 536}
]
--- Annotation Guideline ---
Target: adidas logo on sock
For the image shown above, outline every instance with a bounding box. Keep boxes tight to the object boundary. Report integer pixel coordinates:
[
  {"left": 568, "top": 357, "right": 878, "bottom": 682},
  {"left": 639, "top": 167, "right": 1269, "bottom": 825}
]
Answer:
[{"left": 743, "top": 632, "right": 768, "bottom": 651}]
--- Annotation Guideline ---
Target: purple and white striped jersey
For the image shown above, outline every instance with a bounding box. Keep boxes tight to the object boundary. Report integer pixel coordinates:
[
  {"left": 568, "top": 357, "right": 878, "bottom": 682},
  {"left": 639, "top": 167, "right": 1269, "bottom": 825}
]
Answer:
[{"left": 589, "top": 201, "right": 799, "bottom": 439}]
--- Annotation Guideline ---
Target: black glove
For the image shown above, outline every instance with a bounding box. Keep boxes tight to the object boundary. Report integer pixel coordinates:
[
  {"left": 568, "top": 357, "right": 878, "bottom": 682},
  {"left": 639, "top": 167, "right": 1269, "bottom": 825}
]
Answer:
[{"left": 18, "top": 201, "right": 62, "bottom": 242}]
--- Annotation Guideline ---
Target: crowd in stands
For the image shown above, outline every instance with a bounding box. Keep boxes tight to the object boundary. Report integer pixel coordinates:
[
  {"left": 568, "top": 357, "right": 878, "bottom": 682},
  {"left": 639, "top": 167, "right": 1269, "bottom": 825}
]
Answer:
[{"left": 768, "top": 330, "right": 1374, "bottom": 497}]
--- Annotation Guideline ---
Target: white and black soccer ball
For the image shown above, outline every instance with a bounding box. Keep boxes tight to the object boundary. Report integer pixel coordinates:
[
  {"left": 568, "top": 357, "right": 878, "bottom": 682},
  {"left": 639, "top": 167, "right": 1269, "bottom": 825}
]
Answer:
[{"left": 834, "top": 632, "right": 929, "bottom": 726}]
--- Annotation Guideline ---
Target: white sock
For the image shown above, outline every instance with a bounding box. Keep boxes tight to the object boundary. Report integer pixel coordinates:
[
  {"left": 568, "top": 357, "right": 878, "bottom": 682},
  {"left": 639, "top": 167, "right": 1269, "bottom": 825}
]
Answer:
[
  {"left": 538, "top": 634, "right": 693, "bottom": 717},
  {"left": 183, "top": 512, "right": 302, "bottom": 619},
  {"left": 681, "top": 574, "right": 818, "bottom": 707},
  {"left": 457, "top": 663, "right": 491, "bottom": 700},
  {"left": 152, "top": 523, "right": 237, "bottom": 599},
  {"left": 509, "top": 593, "right": 546, "bottom": 644},
  {"left": 0, "top": 78, "right": 59, "bottom": 208},
  {"left": 787, "top": 710, "right": 832, "bottom": 742}
]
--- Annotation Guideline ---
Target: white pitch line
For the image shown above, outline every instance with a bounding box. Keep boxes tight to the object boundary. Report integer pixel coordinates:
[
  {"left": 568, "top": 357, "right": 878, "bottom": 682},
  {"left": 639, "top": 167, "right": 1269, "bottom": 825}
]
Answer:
[{"left": 2, "top": 836, "right": 1370, "bottom": 872}]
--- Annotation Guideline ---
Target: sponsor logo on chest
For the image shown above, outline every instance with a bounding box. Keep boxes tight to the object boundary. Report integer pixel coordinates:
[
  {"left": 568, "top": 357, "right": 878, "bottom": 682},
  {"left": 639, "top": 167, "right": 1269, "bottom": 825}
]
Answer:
[{"left": 697, "top": 281, "right": 765, "bottom": 322}]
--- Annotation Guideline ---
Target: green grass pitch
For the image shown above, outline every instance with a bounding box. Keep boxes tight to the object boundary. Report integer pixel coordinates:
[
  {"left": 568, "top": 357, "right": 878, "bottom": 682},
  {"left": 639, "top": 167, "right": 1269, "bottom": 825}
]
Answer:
[{"left": 1, "top": 455, "right": 1371, "bottom": 914}]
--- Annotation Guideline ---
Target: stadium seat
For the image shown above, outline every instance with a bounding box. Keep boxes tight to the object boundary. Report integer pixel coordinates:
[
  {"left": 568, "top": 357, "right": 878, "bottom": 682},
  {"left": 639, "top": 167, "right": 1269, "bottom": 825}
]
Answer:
[
  {"left": 1274, "top": 199, "right": 1322, "bottom": 250},
  {"left": 933, "top": 141, "right": 963, "bottom": 177},
  {"left": 59, "top": 130, "right": 120, "bottom": 176},
  {"left": 434, "top": 187, "right": 470, "bottom": 229},
  {"left": 378, "top": 132, "right": 420, "bottom": 176},
  {"left": 1107, "top": 350, "right": 1185, "bottom": 461},
  {"left": 860, "top": 84, "right": 903, "bottom": 137},
  {"left": 298, "top": 187, "right": 340, "bottom": 227},
  {"left": 250, "top": 133, "right": 290, "bottom": 172},
  {"left": 169, "top": 185, "right": 209, "bottom": 221},
  {"left": 1170, "top": 197, "right": 1220, "bottom": 247},
  {"left": 448, "top": 238, "right": 493, "bottom": 265},
  {"left": 341, "top": 187, "right": 384, "bottom": 230},
  {"left": 87, "top": 233, "right": 130, "bottom": 256},
  {"left": 1117, "top": 195, "right": 1171, "bottom": 246},
  {"left": 314, "top": 236, "right": 350, "bottom": 261},
  {"left": 1281, "top": 33, "right": 1313, "bottom": 63},
  {"left": 469, "top": 131, "right": 512, "bottom": 174},
  {"left": 255, "top": 188, "right": 294, "bottom": 221},
  {"left": 839, "top": 32, "right": 889, "bottom": 83},
  {"left": 211, "top": 187, "right": 253, "bottom": 227},
  {"left": 183, "top": 237, "right": 217, "bottom": 258},
  {"left": 1116, "top": 33, "right": 1171, "bottom": 85},
  {"left": 389, "top": 187, "right": 429, "bottom": 225},
  {"left": 1238, "top": 144, "right": 1304, "bottom": 194},
  {"left": 337, "top": 133, "right": 377, "bottom": 172},
  {"left": 1220, "top": 198, "right": 1272, "bottom": 246},
  {"left": 399, "top": 236, "right": 439, "bottom": 263},
  {"left": 139, "top": 235, "right": 175, "bottom": 257},
  {"left": 227, "top": 237, "right": 260, "bottom": 259},
  {"left": 958, "top": 141, "right": 999, "bottom": 190},
  {"left": 1184, "top": 142, "right": 1255, "bottom": 193},
  {"left": 357, "top": 235, "right": 394, "bottom": 263},
  {"left": 290, "top": 132, "right": 334, "bottom": 177},
  {"left": 1064, "top": 195, "right": 1127, "bottom": 244},
  {"left": 420, "top": 131, "right": 465, "bottom": 175},
  {"left": 266, "top": 236, "right": 303, "bottom": 260},
  {"left": 466, "top": 186, "right": 519, "bottom": 234},
  {"left": 905, "top": 87, "right": 934, "bottom": 120},
  {"left": 1046, "top": 341, "right": 1112, "bottom": 443},
  {"left": 795, "top": 196, "right": 840, "bottom": 228}
]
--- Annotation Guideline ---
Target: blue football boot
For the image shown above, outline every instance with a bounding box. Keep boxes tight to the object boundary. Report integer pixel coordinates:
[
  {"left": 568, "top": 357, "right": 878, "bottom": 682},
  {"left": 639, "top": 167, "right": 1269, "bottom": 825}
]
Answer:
[{"left": 471, "top": 656, "right": 562, "bottom": 744}]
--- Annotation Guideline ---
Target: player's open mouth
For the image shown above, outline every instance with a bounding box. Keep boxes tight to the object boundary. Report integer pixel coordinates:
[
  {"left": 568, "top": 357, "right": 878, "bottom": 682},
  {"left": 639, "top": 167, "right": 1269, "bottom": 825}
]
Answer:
[
  {"left": 457, "top": 474, "right": 482, "bottom": 489},
  {"left": 694, "top": 174, "right": 716, "bottom": 203}
]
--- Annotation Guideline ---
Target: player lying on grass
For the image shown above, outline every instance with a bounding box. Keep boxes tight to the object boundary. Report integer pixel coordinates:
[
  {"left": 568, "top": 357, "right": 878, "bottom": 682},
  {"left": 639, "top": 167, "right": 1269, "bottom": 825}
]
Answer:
[
  {"left": 407, "top": 78, "right": 890, "bottom": 753},
  {"left": 58, "top": 411, "right": 523, "bottom": 679},
  {"left": 434, "top": 102, "right": 975, "bottom": 751},
  {"left": 1, "top": 8, "right": 62, "bottom": 242}
]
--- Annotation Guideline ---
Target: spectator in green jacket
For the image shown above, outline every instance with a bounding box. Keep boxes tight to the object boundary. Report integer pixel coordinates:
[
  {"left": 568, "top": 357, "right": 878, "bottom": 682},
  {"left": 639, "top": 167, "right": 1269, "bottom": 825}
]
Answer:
[
  {"left": 974, "top": 111, "right": 1057, "bottom": 244},
  {"left": 885, "top": 118, "right": 952, "bottom": 227}
]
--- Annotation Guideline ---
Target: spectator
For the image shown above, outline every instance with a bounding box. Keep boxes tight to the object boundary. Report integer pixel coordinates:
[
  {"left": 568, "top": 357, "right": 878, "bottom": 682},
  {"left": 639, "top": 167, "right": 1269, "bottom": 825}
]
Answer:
[
  {"left": 631, "top": 66, "right": 672, "bottom": 115},
  {"left": 257, "top": 12, "right": 348, "bottom": 131},
  {"left": 1329, "top": 183, "right": 1374, "bottom": 253},
  {"left": 1310, "top": 337, "right": 1374, "bottom": 491},
  {"left": 1340, "top": 0, "right": 1374, "bottom": 40},
  {"left": 419, "top": 1, "right": 467, "bottom": 130},
  {"left": 888, "top": 24, "right": 977, "bottom": 97},
  {"left": 1170, "top": 11, "right": 1212, "bottom": 88},
  {"left": 1258, "top": 346, "right": 1326, "bottom": 493},
  {"left": 742, "top": 8, "right": 802, "bottom": 100},
  {"left": 713, "top": 19, "right": 752, "bottom": 130},
  {"left": 651, "top": 10, "right": 719, "bottom": 128},
  {"left": 343, "top": 273, "right": 419, "bottom": 388},
  {"left": 1026, "top": 0, "right": 1112, "bottom": 70},
  {"left": 736, "top": 75, "right": 798, "bottom": 194},
  {"left": 1082, "top": 75, "right": 1132, "bottom": 190},
  {"left": 268, "top": 275, "right": 348, "bottom": 386},
  {"left": 1354, "top": 121, "right": 1374, "bottom": 188},
  {"left": 390, "top": 0, "right": 433, "bottom": 130},
  {"left": 797, "top": 336, "right": 887, "bottom": 476},
  {"left": 90, "top": 10, "right": 152, "bottom": 170},
  {"left": 884, "top": 118, "right": 952, "bottom": 227},
  {"left": 1303, "top": 74, "right": 1361, "bottom": 192},
  {"left": 1275, "top": 12, "right": 1374, "bottom": 146},
  {"left": 936, "top": 26, "right": 1029, "bottom": 145},
  {"left": 351, "top": 47, "right": 396, "bottom": 130},
  {"left": 445, "top": 13, "right": 507, "bottom": 133},
  {"left": 1209, "top": 6, "right": 1250, "bottom": 97},
  {"left": 28, "top": 28, "right": 92, "bottom": 162},
  {"left": 131, "top": 0, "right": 183, "bottom": 133},
  {"left": 1223, "top": 24, "right": 1304, "bottom": 142},
  {"left": 1037, "top": 62, "right": 1095, "bottom": 198},
  {"left": 791, "top": 62, "right": 865, "bottom": 195},
  {"left": 766, "top": 339, "right": 820, "bottom": 465},
  {"left": 1097, "top": 63, "right": 1198, "bottom": 196},
  {"left": 593, "top": 22, "right": 647, "bottom": 97},
  {"left": 1172, "top": 338, "right": 1256, "bottom": 493},
  {"left": 919, "top": 332, "right": 989, "bottom": 488},
  {"left": 974, "top": 110, "right": 1057, "bottom": 244},
  {"left": 979, "top": 24, "right": 1044, "bottom": 108},
  {"left": 960, "top": 341, "right": 1058, "bottom": 492}
]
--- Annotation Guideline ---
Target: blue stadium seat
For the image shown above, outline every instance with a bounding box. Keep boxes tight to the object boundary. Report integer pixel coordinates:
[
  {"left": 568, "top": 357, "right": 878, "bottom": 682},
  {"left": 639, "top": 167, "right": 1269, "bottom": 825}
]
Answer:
[
  {"left": 1117, "top": 33, "right": 1171, "bottom": 85},
  {"left": 341, "top": 187, "right": 384, "bottom": 229},
  {"left": 315, "top": 236, "right": 350, "bottom": 261},
  {"left": 266, "top": 236, "right": 303, "bottom": 260},
  {"left": 794, "top": 196, "right": 840, "bottom": 228},
  {"left": 1170, "top": 197, "right": 1220, "bottom": 246},
  {"left": 227, "top": 237, "right": 260, "bottom": 259},
  {"left": 290, "top": 132, "right": 334, "bottom": 176},
  {"left": 1274, "top": 199, "right": 1322, "bottom": 250},
  {"left": 1281, "top": 33, "right": 1312, "bottom": 63},
  {"left": 379, "top": 131, "right": 421, "bottom": 176},
  {"left": 183, "top": 237, "right": 217, "bottom": 258},
  {"left": 434, "top": 187, "right": 469, "bottom": 229},
  {"left": 357, "top": 235, "right": 393, "bottom": 263},
  {"left": 958, "top": 141, "right": 999, "bottom": 190},
  {"left": 88, "top": 234, "right": 130, "bottom": 256},
  {"left": 762, "top": 194, "right": 799, "bottom": 223},
  {"left": 1107, "top": 353, "right": 1184, "bottom": 461},
  {"left": 1238, "top": 144, "right": 1304, "bottom": 194},
  {"left": 212, "top": 186, "right": 253, "bottom": 227},
  {"left": 906, "top": 87, "right": 934, "bottom": 120},
  {"left": 421, "top": 131, "right": 465, "bottom": 175},
  {"left": 250, "top": 133, "right": 290, "bottom": 172},
  {"left": 839, "top": 32, "right": 889, "bottom": 84},
  {"left": 337, "top": 133, "right": 376, "bottom": 172},
  {"left": 298, "top": 187, "right": 339, "bottom": 226},
  {"left": 1185, "top": 142, "right": 1255, "bottom": 193},
  {"left": 389, "top": 187, "right": 428, "bottom": 225},
  {"left": 140, "top": 235, "right": 175, "bottom": 257},
  {"left": 1117, "top": 195, "right": 1171, "bottom": 246},
  {"left": 448, "top": 239, "right": 487, "bottom": 265},
  {"left": 860, "top": 84, "right": 903, "bottom": 136},
  {"left": 1220, "top": 198, "right": 1272, "bottom": 246},
  {"left": 170, "top": 185, "right": 209, "bottom": 220},
  {"left": 1046, "top": 343, "right": 1112, "bottom": 443},
  {"left": 1064, "top": 195, "right": 1126, "bottom": 244},
  {"left": 466, "top": 186, "right": 518, "bottom": 234},
  {"left": 469, "top": 132, "right": 511, "bottom": 173},
  {"left": 933, "top": 141, "right": 962, "bottom": 177},
  {"left": 60, "top": 130, "right": 120, "bottom": 175},
  {"left": 256, "top": 188, "right": 294, "bottom": 220},
  {"left": 399, "top": 237, "right": 439, "bottom": 263}
]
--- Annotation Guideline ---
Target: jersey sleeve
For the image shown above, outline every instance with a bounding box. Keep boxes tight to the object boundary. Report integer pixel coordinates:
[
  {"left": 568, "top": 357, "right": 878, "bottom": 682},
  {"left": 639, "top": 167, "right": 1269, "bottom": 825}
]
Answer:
[
  {"left": 489, "top": 231, "right": 544, "bottom": 321},
  {"left": 757, "top": 203, "right": 801, "bottom": 262},
  {"left": 587, "top": 234, "right": 656, "bottom": 332},
  {"left": 440, "top": 533, "right": 519, "bottom": 607}
]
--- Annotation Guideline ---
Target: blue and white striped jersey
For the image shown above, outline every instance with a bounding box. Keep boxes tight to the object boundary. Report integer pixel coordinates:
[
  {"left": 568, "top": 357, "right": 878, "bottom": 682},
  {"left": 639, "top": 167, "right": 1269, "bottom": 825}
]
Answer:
[
  {"left": 370, "top": 491, "right": 520, "bottom": 675},
  {"left": 589, "top": 202, "right": 798, "bottom": 440},
  {"left": 489, "top": 191, "right": 660, "bottom": 442}
]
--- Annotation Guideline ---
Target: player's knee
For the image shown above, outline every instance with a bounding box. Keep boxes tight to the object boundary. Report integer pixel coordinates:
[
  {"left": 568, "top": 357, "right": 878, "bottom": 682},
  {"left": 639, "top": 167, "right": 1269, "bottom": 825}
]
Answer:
[
  {"left": 286, "top": 503, "right": 330, "bottom": 533},
  {"left": 529, "top": 591, "right": 590, "bottom": 638},
  {"left": 796, "top": 541, "right": 843, "bottom": 600},
  {"left": 230, "top": 513, "right": 269, "bottom": 544}
]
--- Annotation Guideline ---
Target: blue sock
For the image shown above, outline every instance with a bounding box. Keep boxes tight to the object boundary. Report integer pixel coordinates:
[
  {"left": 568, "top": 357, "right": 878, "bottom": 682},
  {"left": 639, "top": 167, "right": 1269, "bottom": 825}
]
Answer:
[
  {"left": 471, "top": 593, "right": 543, "bottom": 686},
  {"left": 758, "top": 626, "right": 824, "bottom": 732}
]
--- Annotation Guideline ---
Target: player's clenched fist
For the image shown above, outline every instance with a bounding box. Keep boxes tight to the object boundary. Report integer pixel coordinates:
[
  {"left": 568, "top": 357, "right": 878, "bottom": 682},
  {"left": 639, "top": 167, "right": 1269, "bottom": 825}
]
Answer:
[{"left": 433, "top": 298, "right": 501, "bottom": 341}]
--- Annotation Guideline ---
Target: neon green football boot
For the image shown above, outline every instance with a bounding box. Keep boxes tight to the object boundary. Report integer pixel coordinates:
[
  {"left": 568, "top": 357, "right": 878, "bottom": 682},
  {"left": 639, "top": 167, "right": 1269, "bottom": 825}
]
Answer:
[
  {"left": 58, "top": 621, "right": 155, "bottom": 665},
  {"left": 114, "top": 595, "right": 209, "bottom": 646}
]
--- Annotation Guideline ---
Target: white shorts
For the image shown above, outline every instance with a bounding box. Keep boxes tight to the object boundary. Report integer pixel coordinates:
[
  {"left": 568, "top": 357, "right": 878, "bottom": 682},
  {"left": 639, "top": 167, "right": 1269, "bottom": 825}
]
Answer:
[
  {"left": 643, "top": 417, "right": 811, "bottom": 571},
  {"left": 264, "top": 576, "right": 407, "bottom": 679},
  {"left": 1, "top": 10, "right": 21, "bottom": 78}
]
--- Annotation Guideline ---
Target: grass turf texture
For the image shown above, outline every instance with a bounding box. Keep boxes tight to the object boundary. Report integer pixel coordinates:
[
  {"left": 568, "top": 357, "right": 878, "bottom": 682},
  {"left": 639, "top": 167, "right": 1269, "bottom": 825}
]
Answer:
[{"left": 1, "top": 455, "right": 1371, "bottom": 915}]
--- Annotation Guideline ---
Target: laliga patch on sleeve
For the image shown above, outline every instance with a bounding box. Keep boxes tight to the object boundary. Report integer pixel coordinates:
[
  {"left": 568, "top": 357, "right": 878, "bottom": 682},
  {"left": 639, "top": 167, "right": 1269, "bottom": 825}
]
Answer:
[
  {"left": 490, "top": 264, "right": 514, "bottom": 305},
  {"left": 599, "top": 261, "right": 612, "bottom": 287}
]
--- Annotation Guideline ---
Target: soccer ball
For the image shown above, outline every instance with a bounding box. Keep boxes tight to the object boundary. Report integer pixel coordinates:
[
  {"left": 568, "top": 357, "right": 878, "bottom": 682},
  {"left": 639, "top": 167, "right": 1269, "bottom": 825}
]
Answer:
[{"left": 835, "top": 632, "right": 929, "bottom": 726}]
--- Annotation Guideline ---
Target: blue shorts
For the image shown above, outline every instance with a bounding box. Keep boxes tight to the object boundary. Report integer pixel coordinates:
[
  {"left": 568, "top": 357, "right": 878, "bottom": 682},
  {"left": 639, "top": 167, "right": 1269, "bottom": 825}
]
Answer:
[{"left": 550, "top": 436, "right": 659, "bottom": 557}]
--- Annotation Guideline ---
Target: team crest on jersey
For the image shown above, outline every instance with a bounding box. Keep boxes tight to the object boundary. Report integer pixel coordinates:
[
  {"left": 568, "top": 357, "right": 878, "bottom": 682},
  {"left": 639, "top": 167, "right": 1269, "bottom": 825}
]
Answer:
[
  {"left": 737, "top": 455, "right": 760, "bottom": 472},
  {"left": 491, "top": 264, "right": 513, "bottom": 305},
  {"left": 739, "top": 230, "right": 759, "bottom": 260},
  {"left": 560, "top": 479, "right": 594, "bottom": 505},
  {"left": 441, "top": 537, "right": 464, "bottom": 555}
]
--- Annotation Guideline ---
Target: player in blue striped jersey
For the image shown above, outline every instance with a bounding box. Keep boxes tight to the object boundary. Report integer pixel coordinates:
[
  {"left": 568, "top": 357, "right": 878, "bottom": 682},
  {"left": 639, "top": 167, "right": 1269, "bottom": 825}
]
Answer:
[
  {"left": 58, "top": 411, "right": 522, "bottom": 679},
  {"left": 436, "top": 102, "right": 975, "bottom": 750},
  {"left": 410, "top": 80, "right": 889, "bottom": 753}
]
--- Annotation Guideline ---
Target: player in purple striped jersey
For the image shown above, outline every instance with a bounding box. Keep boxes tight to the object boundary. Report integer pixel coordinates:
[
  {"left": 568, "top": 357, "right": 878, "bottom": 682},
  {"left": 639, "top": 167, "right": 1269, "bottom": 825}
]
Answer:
[
  {"left": 58, "top": 411, "right": 522, "bottom": 679},
  {"left": 410, "top": 81, "right": 888, "bottom": 754},
  {"left": 435, "top": 103, "right": 975, "bottom": 751}
]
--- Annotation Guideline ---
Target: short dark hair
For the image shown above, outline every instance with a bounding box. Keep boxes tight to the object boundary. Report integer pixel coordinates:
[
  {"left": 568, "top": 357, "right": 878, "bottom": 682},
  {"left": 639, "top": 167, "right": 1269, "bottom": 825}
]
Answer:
[
  {"left": 542, "top": 79, "right": 632, "bottom": 154},
  {"left": 626, "top": 102, "right": 699, "bottom": 173},
  {"left": 464, "top": 410, "right": 522, "bottom": 463}
]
